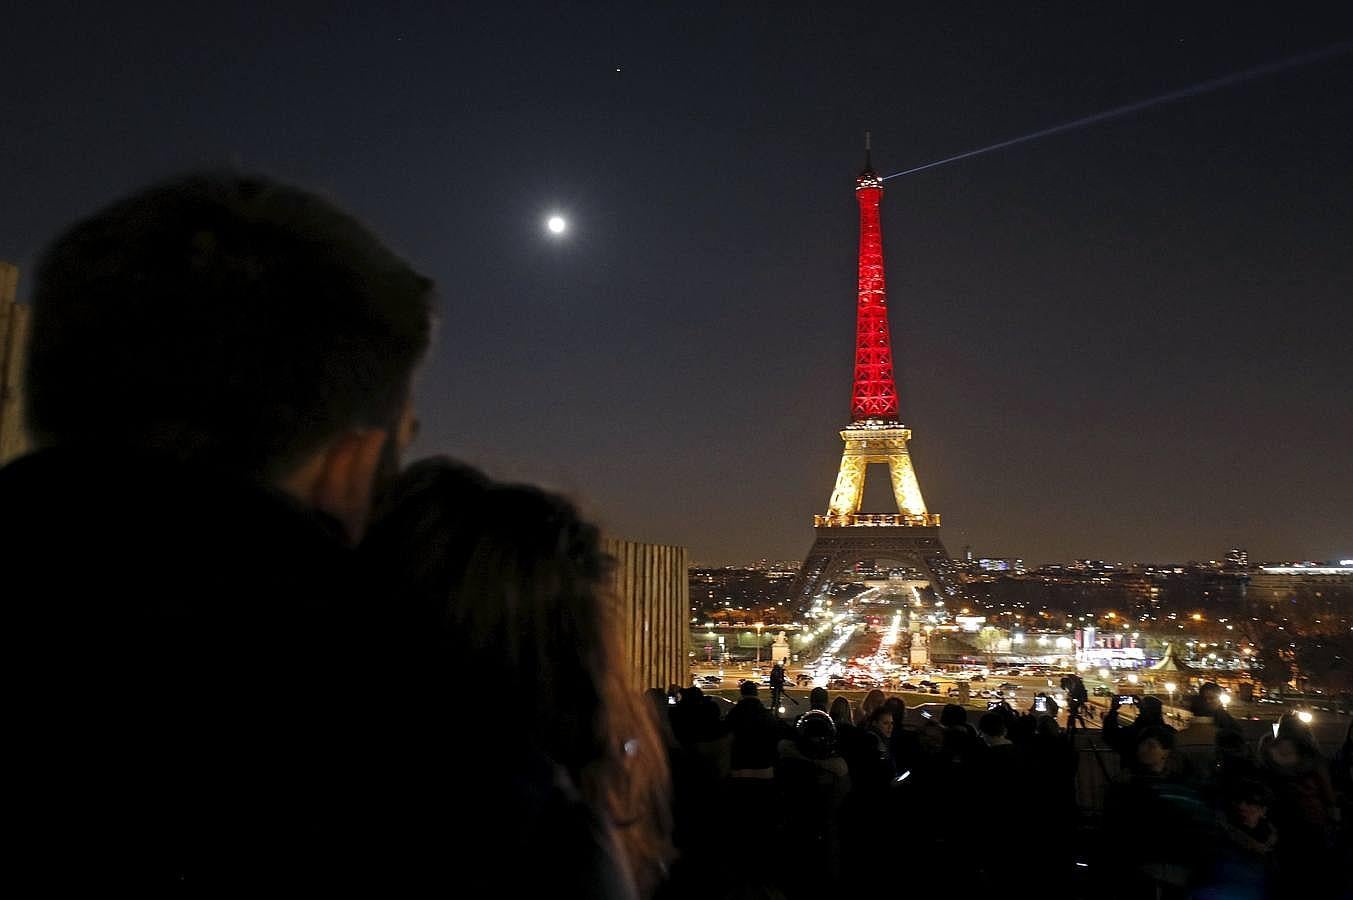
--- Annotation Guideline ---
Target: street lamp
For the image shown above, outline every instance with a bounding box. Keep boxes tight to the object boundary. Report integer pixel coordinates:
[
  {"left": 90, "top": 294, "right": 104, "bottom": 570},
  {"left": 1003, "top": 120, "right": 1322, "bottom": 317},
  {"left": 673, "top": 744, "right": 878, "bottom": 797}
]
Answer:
[
  {"left": 1165, "top": 681, "right": 1177, "bottom": 707},
  {"left": 756, "top": 622, "right": 764, "bottom": 667}
]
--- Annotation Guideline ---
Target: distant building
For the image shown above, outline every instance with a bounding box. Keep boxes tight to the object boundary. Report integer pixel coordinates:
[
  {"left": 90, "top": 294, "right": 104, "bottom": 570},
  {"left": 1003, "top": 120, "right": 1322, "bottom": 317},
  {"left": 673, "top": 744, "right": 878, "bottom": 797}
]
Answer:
[
  {"left": 1224, "top": 547, "right": 1249, "bottom": 570},
  {"left": 689, "top": 564, "right": 799, "bottom": 622},
  {"left": 0, "top": 262, "right": 31, "bottom": 465},
  {"left": 976, "top": 557, "right": 1025, "bottom": 574},
  {"left": 961, "top": 561, "right": 1246, "bottom": 627},
  {"left": 1246, "top": 563, "right": 1353, "bottom": 630}
]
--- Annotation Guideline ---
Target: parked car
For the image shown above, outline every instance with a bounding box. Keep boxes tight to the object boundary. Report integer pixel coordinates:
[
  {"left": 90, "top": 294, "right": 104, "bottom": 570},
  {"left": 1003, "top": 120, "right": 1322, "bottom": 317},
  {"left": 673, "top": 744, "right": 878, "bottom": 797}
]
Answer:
[{"left": 698, "top": 675, "right": 723, "bottom": 686}]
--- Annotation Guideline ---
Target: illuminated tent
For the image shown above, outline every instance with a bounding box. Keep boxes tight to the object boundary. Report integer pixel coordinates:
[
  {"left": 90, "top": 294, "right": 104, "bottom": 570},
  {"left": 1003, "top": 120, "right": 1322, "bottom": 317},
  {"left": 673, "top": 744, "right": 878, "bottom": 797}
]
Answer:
[{"left": 1148, "top": 643, "right": 1202, "bottom": 677}]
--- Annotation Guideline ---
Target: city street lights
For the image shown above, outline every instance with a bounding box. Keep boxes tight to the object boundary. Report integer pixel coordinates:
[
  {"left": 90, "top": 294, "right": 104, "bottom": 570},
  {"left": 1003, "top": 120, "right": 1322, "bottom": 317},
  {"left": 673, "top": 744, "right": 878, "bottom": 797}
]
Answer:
[{"left": 1165, "top": 681, "right": 1177, "bottom": 707}]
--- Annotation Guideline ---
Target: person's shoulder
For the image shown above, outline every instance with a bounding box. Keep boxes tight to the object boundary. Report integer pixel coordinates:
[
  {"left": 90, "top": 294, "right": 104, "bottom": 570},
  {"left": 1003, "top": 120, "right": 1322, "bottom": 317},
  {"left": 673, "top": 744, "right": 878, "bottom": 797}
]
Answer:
[{"left": 3, "top": 448, "right": 356, "bottom": 618}]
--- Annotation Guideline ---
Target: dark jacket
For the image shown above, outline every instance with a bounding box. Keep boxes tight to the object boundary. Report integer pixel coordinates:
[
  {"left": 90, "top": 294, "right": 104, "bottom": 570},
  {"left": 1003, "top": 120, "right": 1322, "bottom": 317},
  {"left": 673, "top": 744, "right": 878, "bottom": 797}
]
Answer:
[
  {"left": 726, "top": 696, "right": 778, "bottom": 770},
  {"left": 4, "top": 448, "right": 375, "bottom": 887}
]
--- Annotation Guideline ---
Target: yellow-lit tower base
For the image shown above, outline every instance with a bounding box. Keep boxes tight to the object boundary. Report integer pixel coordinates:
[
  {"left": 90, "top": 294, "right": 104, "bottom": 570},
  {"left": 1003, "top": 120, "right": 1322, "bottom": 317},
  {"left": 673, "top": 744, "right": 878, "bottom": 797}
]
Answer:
[{"left": 819, "top": 421, "right": 939, "bottom": 528}]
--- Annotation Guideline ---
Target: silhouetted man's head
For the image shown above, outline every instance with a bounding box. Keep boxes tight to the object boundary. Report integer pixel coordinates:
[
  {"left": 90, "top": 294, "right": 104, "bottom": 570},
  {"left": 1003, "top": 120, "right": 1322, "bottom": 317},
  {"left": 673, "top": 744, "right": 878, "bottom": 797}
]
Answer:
[
  {"left": 740, "top": 681, "right": 758, "bottom": 698},
  {"left": 809, "top": 687, "right": 829, "bottom": 711},
  {"left": 26, "top": 173, "right": 433, "bottom": 538},
  {"left": 940, "top": 703, "right": 967, "bottom": 728}
]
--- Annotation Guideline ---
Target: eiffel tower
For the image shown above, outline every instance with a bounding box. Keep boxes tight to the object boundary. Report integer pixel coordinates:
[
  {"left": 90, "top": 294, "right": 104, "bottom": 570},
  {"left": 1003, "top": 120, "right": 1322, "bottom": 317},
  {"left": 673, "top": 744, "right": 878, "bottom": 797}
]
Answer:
[{"left": 791, "top": 137, "right": 953, "bottom": 605}]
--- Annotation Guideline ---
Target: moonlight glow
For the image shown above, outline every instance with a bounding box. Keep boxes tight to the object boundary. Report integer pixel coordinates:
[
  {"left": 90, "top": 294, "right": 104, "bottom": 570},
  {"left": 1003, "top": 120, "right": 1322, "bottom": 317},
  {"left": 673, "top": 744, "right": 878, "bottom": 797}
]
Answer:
[{"left": 546, "top": 215, "right": 567, "bottom": 235}]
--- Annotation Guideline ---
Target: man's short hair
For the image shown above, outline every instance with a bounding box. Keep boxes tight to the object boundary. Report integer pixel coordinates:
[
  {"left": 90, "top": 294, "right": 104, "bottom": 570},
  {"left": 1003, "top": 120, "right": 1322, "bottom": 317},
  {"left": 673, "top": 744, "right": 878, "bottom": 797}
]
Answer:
[
  {"left": 26, "top": 172, "right": 434, "bottom": 478},
  {"left": 740, "top": 681, "right": 758, "bottom": 697}
]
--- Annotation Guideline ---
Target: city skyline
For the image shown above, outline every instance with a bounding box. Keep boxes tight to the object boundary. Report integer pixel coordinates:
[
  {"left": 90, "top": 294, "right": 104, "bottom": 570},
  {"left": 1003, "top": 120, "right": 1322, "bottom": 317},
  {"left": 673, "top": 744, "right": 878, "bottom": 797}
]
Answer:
[{"left": 2, "top": 4, "right": 1350, "bottom": 565}]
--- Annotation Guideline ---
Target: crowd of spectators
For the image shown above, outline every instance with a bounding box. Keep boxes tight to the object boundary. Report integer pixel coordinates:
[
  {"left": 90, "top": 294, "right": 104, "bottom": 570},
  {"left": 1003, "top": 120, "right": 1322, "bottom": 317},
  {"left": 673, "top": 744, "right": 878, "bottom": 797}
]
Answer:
[{"left": 652, "top": 681, "right": 1352, "bottom": 900}]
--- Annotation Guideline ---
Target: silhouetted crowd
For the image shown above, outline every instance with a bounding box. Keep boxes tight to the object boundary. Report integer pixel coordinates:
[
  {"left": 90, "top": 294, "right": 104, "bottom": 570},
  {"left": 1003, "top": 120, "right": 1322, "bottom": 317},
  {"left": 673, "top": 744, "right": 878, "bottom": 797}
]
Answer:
[
  {"left": 1095, "top": 687, "right": 1352, "bottom": 899},
  {"left": 650, "top": 680, "right": 1352, "bottom": 900},
  {"left": 5, "top": 171, "right": 1349, "bottom": 898}
]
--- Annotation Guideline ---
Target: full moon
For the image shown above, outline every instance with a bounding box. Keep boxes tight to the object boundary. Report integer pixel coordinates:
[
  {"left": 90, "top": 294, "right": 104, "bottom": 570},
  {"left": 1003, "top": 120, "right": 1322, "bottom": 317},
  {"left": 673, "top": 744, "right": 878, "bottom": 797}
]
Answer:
[{"left": 546, "top": 215, "right": 567, "bottom": 235}]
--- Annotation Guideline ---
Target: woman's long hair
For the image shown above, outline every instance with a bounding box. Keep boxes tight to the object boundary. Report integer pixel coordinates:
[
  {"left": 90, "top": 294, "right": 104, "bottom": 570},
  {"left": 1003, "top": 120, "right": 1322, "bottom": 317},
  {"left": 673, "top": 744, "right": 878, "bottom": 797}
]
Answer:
[
  {"left": 856, "top": 689, "right": 886, "bottom": 726},
  {"left": 363, "top": 458, "right": 671, "bottom": 891}
]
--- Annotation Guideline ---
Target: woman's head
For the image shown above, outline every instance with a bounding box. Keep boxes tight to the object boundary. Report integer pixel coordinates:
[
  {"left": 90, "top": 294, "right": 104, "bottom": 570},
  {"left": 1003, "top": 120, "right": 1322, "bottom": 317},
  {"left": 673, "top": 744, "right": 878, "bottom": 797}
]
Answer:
[
  {"left": 859, "top": 689, "right": 886, "bottom": 723},
  {"left": 1225, "top": 779, "right": 1272, "bottom": 829},
  {"left": 1275, "top": 711, "right": 1317, "bottom": 749},
  {"left": 365, "top": 461, "right": 611, "bottom": 751},
  {"left": 1133, "top": 727, "right": 1172, "bottom": 774},
  {"left": 866, "top": 705, "right": 895, "bottom": 739},
  {"left": 1264, "top": 735, "right": 1315, "bottom": 773},
  {"left": 362, "top": 458, "right": 670, "bottom": 884}
]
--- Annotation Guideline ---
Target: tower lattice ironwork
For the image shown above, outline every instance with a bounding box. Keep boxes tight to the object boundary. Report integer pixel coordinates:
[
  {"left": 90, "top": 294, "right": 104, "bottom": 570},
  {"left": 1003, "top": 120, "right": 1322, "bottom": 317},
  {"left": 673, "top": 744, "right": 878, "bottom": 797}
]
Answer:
[{"left": 791, "top": 138, "right": 952, "bottom": 604}]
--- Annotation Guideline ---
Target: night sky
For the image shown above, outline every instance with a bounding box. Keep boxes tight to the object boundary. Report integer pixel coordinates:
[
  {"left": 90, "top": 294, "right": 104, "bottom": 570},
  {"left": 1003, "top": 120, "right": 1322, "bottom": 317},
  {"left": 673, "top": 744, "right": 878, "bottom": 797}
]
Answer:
[{"left": 3, "top": 3, "right": 1350, "bottom": 566}]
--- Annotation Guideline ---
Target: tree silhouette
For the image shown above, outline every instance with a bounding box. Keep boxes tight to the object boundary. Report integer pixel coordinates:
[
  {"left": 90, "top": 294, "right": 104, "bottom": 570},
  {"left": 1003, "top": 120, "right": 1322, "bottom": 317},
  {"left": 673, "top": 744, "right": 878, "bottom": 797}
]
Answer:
[{"left": 976, "top": 626, "right": 1003, "bottom": 668}]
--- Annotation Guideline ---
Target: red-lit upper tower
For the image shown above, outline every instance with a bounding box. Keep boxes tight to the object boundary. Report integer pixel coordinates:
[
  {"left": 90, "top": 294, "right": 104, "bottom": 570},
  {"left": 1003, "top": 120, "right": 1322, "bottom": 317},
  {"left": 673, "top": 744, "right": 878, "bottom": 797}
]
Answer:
[{"left": 851, "top": 135, "right": 899, "bottom": 422}]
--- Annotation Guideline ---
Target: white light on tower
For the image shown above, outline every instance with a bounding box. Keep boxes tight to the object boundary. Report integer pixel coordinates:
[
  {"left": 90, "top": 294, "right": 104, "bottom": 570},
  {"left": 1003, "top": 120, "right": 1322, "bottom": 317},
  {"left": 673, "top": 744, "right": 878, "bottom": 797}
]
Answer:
[{"left": 546, "top": 215, "right": 567, "bottom": 234}]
